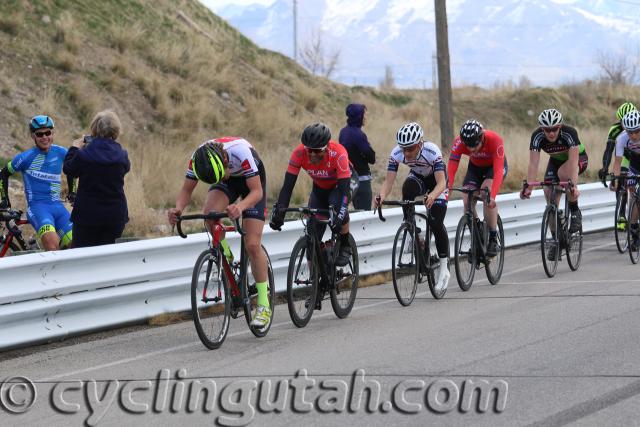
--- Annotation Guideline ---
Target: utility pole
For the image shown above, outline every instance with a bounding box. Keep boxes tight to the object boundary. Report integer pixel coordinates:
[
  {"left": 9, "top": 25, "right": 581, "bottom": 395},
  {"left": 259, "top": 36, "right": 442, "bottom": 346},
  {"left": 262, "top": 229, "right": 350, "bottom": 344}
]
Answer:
[
  {"left": 293, "top": 0, "right": 298, "bottom": 61},
  {"left": 431, "top": 51, "right": 437, "bottom": 90},
  {"left": 434, "top": 0, "right": 454, "bottom": 149}
]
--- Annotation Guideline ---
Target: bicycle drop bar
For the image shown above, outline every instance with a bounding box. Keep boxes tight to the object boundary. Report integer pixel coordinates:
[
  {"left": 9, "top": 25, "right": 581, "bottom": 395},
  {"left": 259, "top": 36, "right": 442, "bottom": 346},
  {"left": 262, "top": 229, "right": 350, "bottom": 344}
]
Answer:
[
  {"left": 451, "top": 187, "right": 491, "bottom": 204},
  {"left": 375, "top": 200, "right": 424, "bottom": 222},
  {"left": 176, "top": 212, "right": 243, "bottom": 238},
  {"left": 278, "top": 206, "right": 335, "bottom": 224}
]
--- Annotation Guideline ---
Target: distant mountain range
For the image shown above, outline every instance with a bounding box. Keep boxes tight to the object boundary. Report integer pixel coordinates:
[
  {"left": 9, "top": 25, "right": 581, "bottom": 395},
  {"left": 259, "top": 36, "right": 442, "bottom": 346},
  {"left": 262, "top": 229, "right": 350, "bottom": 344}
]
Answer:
[{"left": 203, "top": 0, "right": 640, "bottom": 88}]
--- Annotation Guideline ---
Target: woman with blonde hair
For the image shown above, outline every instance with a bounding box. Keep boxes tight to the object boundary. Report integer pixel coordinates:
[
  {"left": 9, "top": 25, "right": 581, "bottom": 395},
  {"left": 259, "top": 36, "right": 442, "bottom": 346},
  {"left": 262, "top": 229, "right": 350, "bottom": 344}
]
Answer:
[{"left": 63, "top": 110, "right": 130, "bottom": 247}]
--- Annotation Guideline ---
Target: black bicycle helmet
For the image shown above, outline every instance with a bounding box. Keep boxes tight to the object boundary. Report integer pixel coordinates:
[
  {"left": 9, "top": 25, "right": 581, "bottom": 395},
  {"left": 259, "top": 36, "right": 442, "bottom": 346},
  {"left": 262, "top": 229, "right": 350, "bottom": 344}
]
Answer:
[
  {"left": 301, "top": 123, "right": 331, "bottom": 149},
  {"left": 459, "top": 119, "right": 484, "bottom": 148},
  {"left": 191, "top": 142, "right": 226, "bottom": 184}
]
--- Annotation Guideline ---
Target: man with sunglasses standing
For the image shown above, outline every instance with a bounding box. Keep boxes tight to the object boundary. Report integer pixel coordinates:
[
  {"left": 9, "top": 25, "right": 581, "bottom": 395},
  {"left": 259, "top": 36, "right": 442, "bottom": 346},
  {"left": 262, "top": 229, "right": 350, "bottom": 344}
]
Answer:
[
  {"left": 270, "top": 123, "right": 354, "bottom": 266},
  {"left": 374, "top": 122, "right": 451, "bottom": 292},
  {"left": 0, "top": 115, "right": 73, "bottom": 250},
  {"left": 521, "top": 109, "right": 587, "bottom": 258}
]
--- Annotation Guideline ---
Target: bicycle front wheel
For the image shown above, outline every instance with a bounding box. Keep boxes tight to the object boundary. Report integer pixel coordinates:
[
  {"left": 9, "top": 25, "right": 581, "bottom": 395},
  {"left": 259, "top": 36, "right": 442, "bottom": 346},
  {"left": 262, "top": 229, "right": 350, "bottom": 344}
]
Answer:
[
  {"left": 454, "top": 215, "right": 475, "bottom": 291},
  {"left": 628, "top": 198, "right": 640, "bottom": 264},
  {"left": 485, "top": 216, "right": 505, "bottom": 285},
  {"left": 287, "top": 237, "right": 318, "bottom": 328},
  {"left": 191, "top": 249, "right": 230, "bottom": 350},
  {"left": 615, "top": 190, "right": 628, "bottom": 253},
  {"left": 330, "top": 233, "right": 359, "bottom": 318},
  {"left": 391, "top": 223, "right": 419, "bottom": 306},
  {"left": 541, "top": 205, "right": 559, "bottom": 278},
  {"left": 425, "top": 225, "right": 447, "bottom": 299},
  {"left": 243, "top": 245, "right": 276, "bottom": 337}
]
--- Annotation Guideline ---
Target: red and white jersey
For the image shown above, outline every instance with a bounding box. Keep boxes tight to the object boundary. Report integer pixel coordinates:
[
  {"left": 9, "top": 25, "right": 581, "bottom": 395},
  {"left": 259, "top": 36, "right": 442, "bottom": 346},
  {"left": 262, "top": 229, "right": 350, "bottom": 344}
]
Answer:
[{"left": 186, "top": 137, "right": 261, "bottom": 180}]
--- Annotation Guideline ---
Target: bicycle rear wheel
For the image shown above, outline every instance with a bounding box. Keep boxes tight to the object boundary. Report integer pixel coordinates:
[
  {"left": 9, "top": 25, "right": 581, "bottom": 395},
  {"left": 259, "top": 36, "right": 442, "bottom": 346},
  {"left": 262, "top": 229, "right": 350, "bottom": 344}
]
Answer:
[
  {"left": 330, "top": 233, "right": 359, "bottom": 318},
  {"left": 566, "top": 213, "right": 583, "bottom": 271},
  {"left": 287, "top": 237, "right": 318, "bottom": 328},
  {"left": 191, "top": 249, "right": 230, "bottom": 350},
  {"left": 541, "top": 205, "right": 559, "bottom": 278},
  {"left": 243, "top": 245, "right": 276, "bottom": 337},
  {"left": 485, "top": 216, "right": 505, "bottom": 285},
  {"left": 454, "top": 215, "right": 475, "bottom": 291},
  {"left": 615, "top": 190, "right": 628, "bottom": 253},
  {"left": 628, "top": 198, "right": 640, "bottom": 264},
  {"left": 425, "top": 226, "right": 447, "bottom": 299},
  {"left": 391, "top": 223, "right": 419, "bottom": 306}
]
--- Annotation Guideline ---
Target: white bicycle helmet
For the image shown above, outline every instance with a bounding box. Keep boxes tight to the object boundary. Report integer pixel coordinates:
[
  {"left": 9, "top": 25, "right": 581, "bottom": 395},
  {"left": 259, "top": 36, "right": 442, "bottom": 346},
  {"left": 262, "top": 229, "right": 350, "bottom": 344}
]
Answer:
[
  {"left": 622, "top": 110, "right": 640, "bottom": 132},
  {"left": 538, "top": 109, "right": 563, "bottom": 127},
  {"left": 396, "top": 122, "right": 424, "bottom": 147}
]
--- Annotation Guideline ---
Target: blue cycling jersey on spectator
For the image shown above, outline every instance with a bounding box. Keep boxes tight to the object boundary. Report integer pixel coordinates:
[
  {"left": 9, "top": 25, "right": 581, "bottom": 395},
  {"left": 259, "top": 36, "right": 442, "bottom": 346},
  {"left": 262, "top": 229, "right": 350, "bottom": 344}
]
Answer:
[{"left": 8, "top": 145, "right": 68, "bottom": 203}]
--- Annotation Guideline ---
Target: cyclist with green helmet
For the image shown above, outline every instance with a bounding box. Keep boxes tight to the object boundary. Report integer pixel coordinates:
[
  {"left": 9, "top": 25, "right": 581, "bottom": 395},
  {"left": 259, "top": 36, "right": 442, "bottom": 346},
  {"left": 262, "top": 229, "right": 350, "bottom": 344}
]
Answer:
[
  {"left": 167, "top": 137, "right": 272, "bottom": 329},
  {"left": 0, "top": 115, "right": 73, "bottom": 250},
  {"left": 598, "top": 101, "right": 636, "bottom": 230}
]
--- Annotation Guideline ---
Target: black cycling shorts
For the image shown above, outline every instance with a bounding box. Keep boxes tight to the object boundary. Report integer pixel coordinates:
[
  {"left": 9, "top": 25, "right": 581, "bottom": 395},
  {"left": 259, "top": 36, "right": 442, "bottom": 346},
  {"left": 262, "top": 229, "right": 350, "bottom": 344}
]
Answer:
[
  {"left": 544, "top": 153, "right": 588, "bottom": 181},
  {"left": 211, "top": 162, "right": 267, "bottom": 221},
  {"left": 462, "top": 159, "right": 509, "bottom": 190}
]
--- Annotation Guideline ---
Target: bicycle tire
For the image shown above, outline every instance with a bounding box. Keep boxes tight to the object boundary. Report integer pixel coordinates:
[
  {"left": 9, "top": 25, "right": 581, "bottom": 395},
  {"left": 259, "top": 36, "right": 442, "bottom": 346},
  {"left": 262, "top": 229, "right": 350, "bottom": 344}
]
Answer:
[
  {"left": 485, "top": 215, "right": 505, "bottom": 285},
  {"left": 191, "top": 249, "right": 230, "bottom": 350},
  {"left": 330, "top": 233, "right": 359, "bottom": 318},
  {"left": 541, "top": 205, "right": 559, "bottom": 278},
  {"left": 391, "top": 223, "right": 419, "bottom": 306},
  {"left": 615, "top": 190, "right": 628, "bottom": 253},
  {"left": 628, "top": 198, "right": 640, "bottom": 264},
  {"left": 243, "top": 245, "right": 276, "bottom": 337},
  {"left": 454, "top": 215, "right": 475, "bottom": 291},
  {"left": 286, "top": 236, "right": 318, "bottom": 328},
  {"left": 566, "top": 213, "right": 583, "bottom": 271},
  {"left": 426, "top": 225, "right": 447, "bottom": 299}
]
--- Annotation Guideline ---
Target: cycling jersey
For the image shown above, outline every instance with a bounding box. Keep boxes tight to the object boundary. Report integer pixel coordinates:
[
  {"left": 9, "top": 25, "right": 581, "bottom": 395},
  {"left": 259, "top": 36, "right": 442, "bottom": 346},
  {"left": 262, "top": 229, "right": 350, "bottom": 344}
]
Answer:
[
  {"left": 448, "top": 130, "right": 506, "bottom": 199},
  {"left": 387, "top": 141, "right": 446, "bottom": 177},
  {"left": 286, "top": 141, "right": 351, "bottom": 189},
  {"left": 186, "top": 137, "right": 261, "bottom": 181},
  {"left": 8, "top": 145, "right": 68, "bottom": 203},
  {"left": 529, "top": 125, "right": 586, "bottom": 161},
  {"left": 615, "top": 131, "right": 640, "bottom": 170}
]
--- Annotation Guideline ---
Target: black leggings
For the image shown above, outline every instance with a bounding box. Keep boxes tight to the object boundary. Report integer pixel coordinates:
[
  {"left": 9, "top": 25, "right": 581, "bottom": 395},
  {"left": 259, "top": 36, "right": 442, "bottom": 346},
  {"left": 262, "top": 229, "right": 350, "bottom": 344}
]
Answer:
[
  {"left": 72, "top": 223, "right": 126, "bottom": 248},
  {"left": 402, "top": 178, "right": 449, "bottom": 258}
]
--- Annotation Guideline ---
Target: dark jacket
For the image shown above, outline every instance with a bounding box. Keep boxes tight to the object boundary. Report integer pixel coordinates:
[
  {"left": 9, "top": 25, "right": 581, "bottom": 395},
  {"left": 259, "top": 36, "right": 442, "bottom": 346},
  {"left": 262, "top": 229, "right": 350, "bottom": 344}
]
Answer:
[
  {"left": 338, "top": 104, "right": 375, "bottom": 177},
  {"left": 63, "top": 137, "right": 130, "bottom": 227}
]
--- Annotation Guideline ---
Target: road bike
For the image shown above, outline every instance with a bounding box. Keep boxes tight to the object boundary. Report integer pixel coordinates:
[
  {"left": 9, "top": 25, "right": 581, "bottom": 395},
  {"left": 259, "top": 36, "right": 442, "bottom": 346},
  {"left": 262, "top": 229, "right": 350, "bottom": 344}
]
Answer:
[
  {"left": 608, "top": 173, "right": 633, "bottom": 254},
  {"left": 275, "top": 206, "right": 358, "bottom": 328},
  {"left": 176, "top": 212, "right": 275, "bottom": 349},
  {"left": 522, "top": 180, "right": 583, "bottom": 277},
  {"left": 0, "top": 209, "right": 38, "bottom": 257},
  {"left": 375, "top": 199, "right": 448, "bottom": 305},
  {"left": 451, "top": 187, "right": 505, "bottom": 290}
]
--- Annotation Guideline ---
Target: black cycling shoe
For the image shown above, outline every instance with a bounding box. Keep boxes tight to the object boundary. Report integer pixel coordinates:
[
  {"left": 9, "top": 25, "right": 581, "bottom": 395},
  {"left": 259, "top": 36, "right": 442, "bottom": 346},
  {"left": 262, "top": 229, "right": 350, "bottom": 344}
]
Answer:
[
  {"left": 547, "top": 245, "right": 558, "bottom": 261},
  {"left": 569, "top": 210, "right": 582, "bottom": 233},
  {"left": 486, "top": 236, "right": 499, "bottom": 258},
  {"left": 335, "top": 244, "right": 352, "bottom": 266}
]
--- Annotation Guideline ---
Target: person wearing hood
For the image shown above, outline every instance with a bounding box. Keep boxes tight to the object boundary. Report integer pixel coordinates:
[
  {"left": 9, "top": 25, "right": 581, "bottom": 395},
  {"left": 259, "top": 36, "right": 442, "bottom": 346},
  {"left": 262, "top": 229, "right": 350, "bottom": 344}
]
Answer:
[
  {"left": 63, "top": 110, "right": 130, "bottom": 247},
  {"left": 339, "top": 103, "right": 376, "bottom": 210}
]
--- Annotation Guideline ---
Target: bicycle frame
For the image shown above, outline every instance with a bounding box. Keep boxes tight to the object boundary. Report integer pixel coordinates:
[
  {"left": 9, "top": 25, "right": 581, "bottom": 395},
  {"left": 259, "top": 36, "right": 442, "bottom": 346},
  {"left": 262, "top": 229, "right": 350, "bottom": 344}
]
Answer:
[
  {"left": 525, "top": 179, "right": 572, "bottom": 237},
  {"left": 0, "top": 210, "right": 29, "bottom": 257},
  {"left": 452, "top": 187, "right": 491, "bottom": 261}
]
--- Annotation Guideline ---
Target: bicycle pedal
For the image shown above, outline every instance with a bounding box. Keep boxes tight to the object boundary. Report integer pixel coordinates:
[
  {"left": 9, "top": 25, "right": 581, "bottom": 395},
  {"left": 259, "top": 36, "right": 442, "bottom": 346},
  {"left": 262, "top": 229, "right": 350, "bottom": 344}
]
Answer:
[{"left": 230, "top": 308, "right": 241, "bottom": 319}]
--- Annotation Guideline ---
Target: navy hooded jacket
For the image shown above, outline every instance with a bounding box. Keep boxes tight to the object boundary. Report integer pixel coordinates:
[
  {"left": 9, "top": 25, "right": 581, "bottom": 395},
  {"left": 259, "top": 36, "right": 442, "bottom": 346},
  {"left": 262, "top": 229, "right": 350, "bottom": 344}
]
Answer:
[
  {"left": 339, "top": 103, "right": 375, "bottom": 178},
  {"left": 63, "top": 137, "right": 130, "bottom": 227}
]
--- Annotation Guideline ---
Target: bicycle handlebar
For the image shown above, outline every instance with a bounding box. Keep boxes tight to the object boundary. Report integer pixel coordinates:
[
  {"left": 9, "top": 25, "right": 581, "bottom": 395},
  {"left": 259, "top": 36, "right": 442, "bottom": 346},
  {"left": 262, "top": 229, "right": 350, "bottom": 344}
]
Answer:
[
  {"left": 374, "top": 199, "right": 424, "bottom": 222},
  {"left": 451, "top": 187, "right": 491, "bottom": 204},
  {"left": 0, "top": 209, "right": 22, "bottom": 222},
  {"left": 175, "top": 212, "right": 244, "bottom": 239}
]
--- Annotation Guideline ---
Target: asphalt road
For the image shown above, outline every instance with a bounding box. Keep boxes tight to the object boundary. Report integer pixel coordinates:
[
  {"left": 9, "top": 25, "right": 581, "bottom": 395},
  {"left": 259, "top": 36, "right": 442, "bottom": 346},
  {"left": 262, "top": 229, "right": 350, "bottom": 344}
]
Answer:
[{"left": 1, "top": 230, "right": 640, "bottom": 426}]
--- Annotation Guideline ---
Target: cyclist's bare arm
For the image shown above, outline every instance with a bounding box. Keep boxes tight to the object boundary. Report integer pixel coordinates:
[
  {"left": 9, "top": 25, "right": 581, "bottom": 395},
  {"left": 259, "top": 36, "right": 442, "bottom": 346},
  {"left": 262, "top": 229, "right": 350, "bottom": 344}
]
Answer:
[
  {"left": 227, "top": 175, "right": 263, "bottom": 220},
  {"left": 526, "top": 150, "right": 540, "bottom": 184},
  {"left": 376, "top": 170, "right": 397, "bottom": 206},
  {"left": 168, "top": 178, "right": 198, "bottom": 225}
]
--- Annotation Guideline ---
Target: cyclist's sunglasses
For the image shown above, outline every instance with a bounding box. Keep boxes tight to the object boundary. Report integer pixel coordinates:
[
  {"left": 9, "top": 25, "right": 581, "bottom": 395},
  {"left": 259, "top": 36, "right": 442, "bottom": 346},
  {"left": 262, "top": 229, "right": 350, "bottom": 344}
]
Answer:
[
  {"left": 542, "top": 125, "right": 561, "bottom": 133},
  {"left": 34, "top": 130, "right": 52, "bottom": 137},
  {"left": 305, "top": 146, "right": 326, "bottom": 154}
]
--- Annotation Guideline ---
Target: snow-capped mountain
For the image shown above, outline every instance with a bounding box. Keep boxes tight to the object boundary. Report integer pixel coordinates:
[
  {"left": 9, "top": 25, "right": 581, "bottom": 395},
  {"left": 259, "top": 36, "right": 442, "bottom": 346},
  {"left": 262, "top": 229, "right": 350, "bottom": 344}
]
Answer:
[{"left": 202, "top": 0, "right": 640, "bottom": 87}]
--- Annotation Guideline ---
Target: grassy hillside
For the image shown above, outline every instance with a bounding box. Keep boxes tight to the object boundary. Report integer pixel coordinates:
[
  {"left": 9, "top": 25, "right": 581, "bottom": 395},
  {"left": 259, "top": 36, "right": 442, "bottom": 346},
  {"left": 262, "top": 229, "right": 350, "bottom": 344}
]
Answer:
[{"left": 1, "top": 0, "right": 638, "bottom": 236}]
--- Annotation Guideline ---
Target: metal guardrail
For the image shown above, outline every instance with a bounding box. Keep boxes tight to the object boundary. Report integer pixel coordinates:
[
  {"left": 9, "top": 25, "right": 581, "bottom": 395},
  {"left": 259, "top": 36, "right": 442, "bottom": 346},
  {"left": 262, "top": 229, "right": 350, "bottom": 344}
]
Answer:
[{"left": 0, "top": 183, "right": 615, "bottom": 350}]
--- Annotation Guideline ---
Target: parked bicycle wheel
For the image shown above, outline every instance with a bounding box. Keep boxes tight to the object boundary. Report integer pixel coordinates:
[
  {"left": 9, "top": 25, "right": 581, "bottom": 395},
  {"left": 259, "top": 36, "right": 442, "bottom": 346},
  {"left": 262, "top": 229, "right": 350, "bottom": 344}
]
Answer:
[
  {"left": 330, "top": 233, "right": 359, "bottom": 318},
  {"left": 454, "top": 215, "right": 475, "bottom": 291},
  {"left": 391, "top": 223, "right": 419, "bottom": 306},
  {"left": 287, "top": 236, "right": 318, "bottom": 328},
  {"left": 615, "top": 190, "right": 628, "bottom": 253},
  {"left": 485, "top": 216, "right": 505, "bottom": 285},
  {"left": 243, "top": 245, "right": 276, "bottom": 337},
  {"left": 541, "top": 205, "right": 559, "bottom": 278},
  {"left": 628, "top": 198, "right": 640, "bottom": 264},
  {"left": 566, "top": 214, "right": 583, "bottom": 271},
  {"left": 425, "top": 226, "right": 447, "bottom": 299},
  {"left": 191, "top": 249, "right": 230, "bottom": 350}
]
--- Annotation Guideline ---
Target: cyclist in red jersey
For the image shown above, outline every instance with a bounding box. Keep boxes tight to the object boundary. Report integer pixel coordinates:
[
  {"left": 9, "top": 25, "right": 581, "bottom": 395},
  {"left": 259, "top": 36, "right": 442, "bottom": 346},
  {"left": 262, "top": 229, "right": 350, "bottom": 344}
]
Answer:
[
  {"left": 270, "top": 123, "right": 355, "bottom": 266},
  {"left": 447, "top": 120, "right": 507, "bottom": 257}
]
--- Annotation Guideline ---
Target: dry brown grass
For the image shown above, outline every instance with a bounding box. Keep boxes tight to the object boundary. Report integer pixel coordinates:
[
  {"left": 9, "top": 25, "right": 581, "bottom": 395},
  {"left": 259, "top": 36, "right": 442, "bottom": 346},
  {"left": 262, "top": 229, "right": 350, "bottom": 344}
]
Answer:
[
  {"left": 108, "top": 20, "right": 146, "bottom": 53},
  {"left": 53, "top": 12, "right": 81, "bottom": 53}
]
